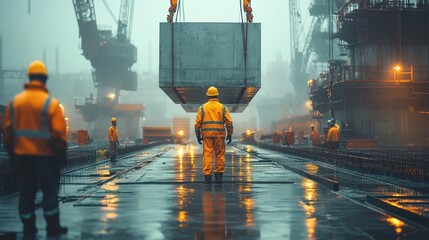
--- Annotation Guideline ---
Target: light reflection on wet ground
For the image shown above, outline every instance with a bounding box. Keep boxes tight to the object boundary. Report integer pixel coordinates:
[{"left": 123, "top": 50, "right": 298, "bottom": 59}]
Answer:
[{"left": 1, "top": 144, "right": 429, "bottom": 239}]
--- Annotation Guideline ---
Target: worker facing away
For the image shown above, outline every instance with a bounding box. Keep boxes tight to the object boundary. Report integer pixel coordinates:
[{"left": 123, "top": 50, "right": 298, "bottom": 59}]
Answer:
[
  {"left": 109, "top": 118, "right": 120, "bottom": 162},
  {"left": 3, "top": 60, "right": 68, "bottom": 238},
  {"left": 327, "top": 119, "right": 340, "bottom": 152},
  {"left": 310, "top": 124, "right": 319, "bottom": 146},
  {"left": 194, "top": 86, "right": 234, "bottom": 184}
]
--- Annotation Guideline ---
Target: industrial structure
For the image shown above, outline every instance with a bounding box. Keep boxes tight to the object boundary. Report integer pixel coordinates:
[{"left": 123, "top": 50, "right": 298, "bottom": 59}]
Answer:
[
  {"left": 309, "top": 0, "right": 429, "bottom": 147},
  {"left": 72, "top": 0, "right": 143, "bottom": 139},
  {"left": 3, "top": 1, "right": 429, "bottom": 239},
  {"left": 265, "top": 0, "right": 342, "bottom": 135},
  {"left": 288, "top": 0, "right": 343, "bottom": 113}
]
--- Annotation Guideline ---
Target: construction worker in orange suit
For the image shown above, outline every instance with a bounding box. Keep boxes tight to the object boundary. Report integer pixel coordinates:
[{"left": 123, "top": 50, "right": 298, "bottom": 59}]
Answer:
[
  {"left": 310, "top": 124, "right": 319, "bottom": 146},
  {"left": 194, "top": 86, "right": 234, "bottom": 184},
  {"left": 3, "top": 60, "right": 68, "bottom": 239},
  {"left": 109, "top": 118, "right": 120, "bottom": 162},
  {"left": 327, "top": 120, "right": 340, "bottom": 152}
]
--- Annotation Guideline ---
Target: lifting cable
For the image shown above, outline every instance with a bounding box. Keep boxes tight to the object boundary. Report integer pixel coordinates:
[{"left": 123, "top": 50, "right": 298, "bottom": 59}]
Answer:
[
  {"left": 327, "top": 0, "right": 335, "bottom": 120},
  {"left": 170, "top": 0, "right": 186, "bottom": 104},
  {"left": 236, "top": 0, "right": 249, "bottom": 104},
  {"left": 327, "top": 61, "right": 335, "bottom": 120}
]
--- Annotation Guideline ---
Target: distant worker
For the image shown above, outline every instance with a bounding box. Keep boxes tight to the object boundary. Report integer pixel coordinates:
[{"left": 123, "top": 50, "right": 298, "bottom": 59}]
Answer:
[
  {"left": 327, "top": 120, "right": 340, "bottom": 152},
  {"left": 332, "top": 118, "right": 341, "bottom": 131},
  {"left": 109, "top": 118, "right": 120, "bottom": 162},
  {"left": 3, "top": 60, "right": 68, "bottom": 238},
  {"left": 194, "top": 86, "right": 234, "bottom": 184},
  {"left": 310, "top": 124, "right": 319, "bottom": 145}
]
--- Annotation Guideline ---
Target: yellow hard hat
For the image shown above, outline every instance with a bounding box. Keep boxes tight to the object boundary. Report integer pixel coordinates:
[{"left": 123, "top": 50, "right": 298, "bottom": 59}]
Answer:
[
  {"left": 111, "top": 117, "right": 117, "bottom": 122},
  {"left": 310, "top": 124, "right": 314, "bottom": 128},
  {"left": 206, "top": 86, "right": 219, "bottom": 97},
  {"left": 27, "top": 60, "right": 48, "bottom": 76}
]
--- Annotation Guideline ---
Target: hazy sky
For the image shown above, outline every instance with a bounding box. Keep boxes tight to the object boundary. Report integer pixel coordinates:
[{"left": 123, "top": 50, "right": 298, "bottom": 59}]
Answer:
[
  {"left": 0, "top": 0, "right": 312, "bottom": 73},
  {"left": 0, "top": 0, "right": 314, "bottom": 134}
]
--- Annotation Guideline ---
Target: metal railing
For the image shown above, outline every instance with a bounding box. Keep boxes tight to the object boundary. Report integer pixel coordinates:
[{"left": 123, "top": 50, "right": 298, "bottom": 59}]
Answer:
[
  {"left": 308, "top": 65, "right": 429, "bottom": 93},
  {"left": 0, "top": 141, "right": 167, "bottom": 195},
  {"left": 337, "top": 0, "right": 429, "bottom": 27},
  {"left": 259, "top": 142, "right": 429, "bottom": 182}
]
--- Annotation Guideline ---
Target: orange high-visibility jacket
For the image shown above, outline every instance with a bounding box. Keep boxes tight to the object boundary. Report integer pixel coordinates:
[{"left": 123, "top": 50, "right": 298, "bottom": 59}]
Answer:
[
  {"left": 109, "top": 126, "right": 119, "bottom": 143},
  {"left": 310, "top": 128, "right": 319, "bottom": 142},
  {"left": 327, "top": 127, "right": 340, "bottom": 142},
  {"left": 334, "top": 123, "right": 341, "bottom": 131},
  {"left": 3, "top": 81, "right": 67, "bottom": 156},
  {"left": 194, "top": 98, "right": 233, "bottom": 138}
]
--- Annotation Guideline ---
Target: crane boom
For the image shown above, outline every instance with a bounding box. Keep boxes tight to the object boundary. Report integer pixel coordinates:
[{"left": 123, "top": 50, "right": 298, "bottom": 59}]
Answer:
[
  {"left": 301, "top": 16, "right": 325, "bottom": 73},
  {"left": 72, "top": 0, "right": 99, "bottom": 60},
  {"left": 117, "top": 0, "right": 131, "bottom": 42},
  {"left": 289, "top": 0, "right": 302, "bottom": 61}
]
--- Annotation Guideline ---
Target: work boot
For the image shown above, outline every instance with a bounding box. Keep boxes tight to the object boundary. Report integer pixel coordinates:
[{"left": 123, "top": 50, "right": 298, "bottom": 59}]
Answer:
[
  {"left": 204, "top": 175, "right": 212, "bottom": 184},
  {"left": 215, "top": 172, "right": 223, "bottom": 184},
  {"left": 22, "top": 214, "right": 37, "bottom": 240},
  {"left": 45, "top": 213, "right": 68, "bottom": 237}
]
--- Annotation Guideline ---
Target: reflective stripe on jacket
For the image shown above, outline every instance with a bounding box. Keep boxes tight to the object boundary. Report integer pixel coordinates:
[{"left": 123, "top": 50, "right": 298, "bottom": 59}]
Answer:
[
  {"left": 194, "top": 98, "right": 233, "bottom": 137},
  {"left": 109, "top": 126, "right": 119, "bottom": 142},
  {"left": 3, "top": 81, "right": 67, "bottom": 156}
]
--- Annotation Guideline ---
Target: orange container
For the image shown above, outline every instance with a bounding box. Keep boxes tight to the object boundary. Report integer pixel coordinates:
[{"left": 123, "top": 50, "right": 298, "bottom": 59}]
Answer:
[
  {"left": 77, "top": 130, "right": 89, "bottom": 145},
  {"left": 282, "top": 131, "right": 295, "bottom": 145},
  {"left": 272, "top": 132, "right": 282, "bottom": 144}
]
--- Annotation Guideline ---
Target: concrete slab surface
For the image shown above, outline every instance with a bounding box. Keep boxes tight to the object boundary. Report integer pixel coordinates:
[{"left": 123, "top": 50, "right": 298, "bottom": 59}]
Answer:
[
  {"left": 1, "top": 144, "right": 429, "bottom": 239},
  {"left": 159, "top": 23, "right": 261, "bottom": 112}
]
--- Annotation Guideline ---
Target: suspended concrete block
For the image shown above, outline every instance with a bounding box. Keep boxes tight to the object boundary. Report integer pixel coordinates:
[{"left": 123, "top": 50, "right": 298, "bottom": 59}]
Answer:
[{"left": 159, "top": 22, "right": 261, "bottom": 113}]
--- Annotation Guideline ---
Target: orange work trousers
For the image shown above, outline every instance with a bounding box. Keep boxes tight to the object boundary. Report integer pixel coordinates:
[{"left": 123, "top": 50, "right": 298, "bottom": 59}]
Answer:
[{"left": 202, "top": 137, "right": 226, "bottom": 176}]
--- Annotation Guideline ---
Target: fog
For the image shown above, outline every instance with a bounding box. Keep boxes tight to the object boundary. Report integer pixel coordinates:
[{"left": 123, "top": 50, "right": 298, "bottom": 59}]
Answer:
[{"left": 0, "top": 0, "right": 313, "bottom": 137}]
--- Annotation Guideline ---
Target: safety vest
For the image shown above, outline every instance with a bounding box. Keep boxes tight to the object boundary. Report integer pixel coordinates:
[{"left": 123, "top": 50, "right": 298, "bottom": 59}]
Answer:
[
  {"left": 3, "top": 82, "right": 66, "bottom": 156},
  {"left": 194, "top": 98, "right": 233, "bottom": 137},
  {"left": 311, "top": 128, "right": 319, "bottom": 142},
  {"left": 109, "top": 126, "right": 119, "bottom": 142}
]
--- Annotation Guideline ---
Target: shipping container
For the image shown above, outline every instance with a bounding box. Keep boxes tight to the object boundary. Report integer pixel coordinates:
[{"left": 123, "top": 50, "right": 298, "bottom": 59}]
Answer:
[
  {"left": 172, "top": 117, "right": 190, "bottom": 139},
  {"left": 77, "top": 130, "right": 89, "bottom": 145},
  {"left": 143, "top": 127, "right": 172, "bottom": 143}
]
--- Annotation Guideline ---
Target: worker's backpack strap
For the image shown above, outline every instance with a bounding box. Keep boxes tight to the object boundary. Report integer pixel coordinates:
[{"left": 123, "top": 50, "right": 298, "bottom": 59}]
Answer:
[
  {"left": 41, "top": 97, "right": 52, "bottom": 132},
  {"left": 12, "top": 97, "right": 52, "bottom": 139},
  {"left": 9, "top": 99, "right": 14, "bottom": 129},
  {"left": 200, "top": 104, "right": 205, "bottom": 121}
]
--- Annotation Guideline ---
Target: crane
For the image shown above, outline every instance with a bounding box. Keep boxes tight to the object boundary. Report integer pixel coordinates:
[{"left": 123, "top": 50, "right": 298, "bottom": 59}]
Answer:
[
  {"left": 289, "top": 0, "right": 307, "bottom": 105},
  {"left": 289, "top": 0, "right": 329, "bottom": 112},
  {"left": 72, "top": 0, "right": 142, "bottom": 139}
]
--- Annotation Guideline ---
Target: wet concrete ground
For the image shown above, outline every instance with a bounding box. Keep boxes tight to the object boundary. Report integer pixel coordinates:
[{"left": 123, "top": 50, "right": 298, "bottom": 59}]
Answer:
[
  {"left": 246, "top": 144, "right": 429, "bottom": 218},
  {"left": 1, "top": 143, "right": 429, "bottom": 239}
]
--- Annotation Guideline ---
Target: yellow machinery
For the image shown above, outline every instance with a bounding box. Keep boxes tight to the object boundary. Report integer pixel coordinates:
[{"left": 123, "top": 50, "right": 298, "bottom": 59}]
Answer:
[
  {"left": 175, "top": 130, "right": 186, "bottom": 145},
  {"left": 241, "top": 129, "right": 256, "bottom": 144}
]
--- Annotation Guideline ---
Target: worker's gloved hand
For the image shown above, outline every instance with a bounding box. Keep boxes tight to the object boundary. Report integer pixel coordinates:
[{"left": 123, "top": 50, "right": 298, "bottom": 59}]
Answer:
[
  {"left": 226, "top": 135, "right": 232, "bottom": 145},
  {"left": 51, "top": 139, "right": 67, "bottom": 168},
  {"left": 59, "top": 150, "right": 67, "bottom": 168},
  {"left": 197, "top": 136, "right": 203, "bottom": 145}
]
